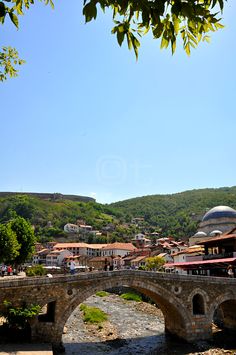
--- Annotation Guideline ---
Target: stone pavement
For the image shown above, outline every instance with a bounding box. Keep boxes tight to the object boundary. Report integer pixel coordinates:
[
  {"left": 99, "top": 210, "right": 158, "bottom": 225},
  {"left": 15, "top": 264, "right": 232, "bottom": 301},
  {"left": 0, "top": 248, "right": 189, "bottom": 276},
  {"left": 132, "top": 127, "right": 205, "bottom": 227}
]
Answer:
[
  {"left": 0, "top": 344, "right": 52, "bottom": 355},
  {"left": 0, "top": 272, "right": 26, "bottom": 280}
]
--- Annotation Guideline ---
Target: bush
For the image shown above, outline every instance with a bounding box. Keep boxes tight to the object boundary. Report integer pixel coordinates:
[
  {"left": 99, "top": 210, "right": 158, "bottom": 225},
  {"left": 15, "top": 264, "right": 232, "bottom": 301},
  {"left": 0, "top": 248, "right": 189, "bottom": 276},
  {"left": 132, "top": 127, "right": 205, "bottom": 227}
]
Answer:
[
  {"left": 26, "top": 265, "right": 46, "bottom": 277},
  {"left": 95, "top": 291, "right": 110, "bottom": 297},
  {"left": 120, "top": 292, "right": 142, "bottom": 302},
  {"left": 79, "top": 304, "right": 107, "bottom": 324},
  {"left": 0, "top": 300, "right": 41, "bottom": 330}
]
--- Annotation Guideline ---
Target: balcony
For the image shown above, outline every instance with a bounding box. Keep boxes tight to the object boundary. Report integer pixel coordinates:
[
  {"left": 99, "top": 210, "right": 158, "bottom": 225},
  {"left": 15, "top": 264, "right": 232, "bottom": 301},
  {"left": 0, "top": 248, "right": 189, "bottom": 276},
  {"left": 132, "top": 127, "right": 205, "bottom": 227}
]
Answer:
[{"left": 203, "top": 252, "right": 233, "bottom": 260}]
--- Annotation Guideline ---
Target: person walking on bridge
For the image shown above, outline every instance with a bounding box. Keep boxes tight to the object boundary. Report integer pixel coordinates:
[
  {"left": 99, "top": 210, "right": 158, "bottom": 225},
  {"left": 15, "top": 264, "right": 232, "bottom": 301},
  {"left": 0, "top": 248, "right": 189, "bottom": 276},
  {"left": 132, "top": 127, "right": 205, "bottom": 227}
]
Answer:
[
  {"left": 227, "top": 265, "right": 234, "bottom": 278},
  {"left": 70, "top": 261, "right": 76, "bottom": 275}
]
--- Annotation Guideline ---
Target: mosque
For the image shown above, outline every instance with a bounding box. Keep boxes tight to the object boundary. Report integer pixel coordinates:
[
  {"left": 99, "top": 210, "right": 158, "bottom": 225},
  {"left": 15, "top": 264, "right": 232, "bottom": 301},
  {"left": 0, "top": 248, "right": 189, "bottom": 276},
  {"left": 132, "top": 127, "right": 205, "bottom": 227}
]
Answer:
[{"left": 189, "top": 206, "right": 236, "bottom": 246}]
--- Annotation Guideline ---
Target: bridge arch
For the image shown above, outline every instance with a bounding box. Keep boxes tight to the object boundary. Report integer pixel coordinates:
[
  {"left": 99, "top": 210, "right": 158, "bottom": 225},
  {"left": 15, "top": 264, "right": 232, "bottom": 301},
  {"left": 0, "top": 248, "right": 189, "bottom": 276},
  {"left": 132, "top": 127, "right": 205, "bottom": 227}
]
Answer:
[
  {"left": 209, "top": 292, "right": 236, "bottom": 331},
  {"left": 56, "top": 274, "right": 192, "bottom": 345}
]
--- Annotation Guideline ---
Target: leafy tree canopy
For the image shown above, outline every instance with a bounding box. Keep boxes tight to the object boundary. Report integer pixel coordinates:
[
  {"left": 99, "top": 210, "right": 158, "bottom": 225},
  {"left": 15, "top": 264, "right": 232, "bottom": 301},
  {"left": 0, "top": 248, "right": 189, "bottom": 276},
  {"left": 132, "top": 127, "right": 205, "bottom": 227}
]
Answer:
[
  {"left": 145, "top": 256, "right": 165, "bottom": 271},
  {"left": 0, "top": 223, "right": 20, "bottom": 264},
  {"left": 1, "top": 0, "right": 226, "bottom": 80},
  {"left": 83, "top": 0, "right": 225, "bottom": 58},
  {"left": 9, "top": 216, "right": 36, "bottom": 265}
]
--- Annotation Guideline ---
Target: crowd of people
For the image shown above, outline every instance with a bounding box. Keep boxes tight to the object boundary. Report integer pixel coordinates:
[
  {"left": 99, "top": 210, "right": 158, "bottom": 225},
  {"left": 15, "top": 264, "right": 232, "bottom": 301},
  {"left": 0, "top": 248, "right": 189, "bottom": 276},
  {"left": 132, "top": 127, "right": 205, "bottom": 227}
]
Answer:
[{"left": 1, "top": 264, "right": 17, "bottom": 277}]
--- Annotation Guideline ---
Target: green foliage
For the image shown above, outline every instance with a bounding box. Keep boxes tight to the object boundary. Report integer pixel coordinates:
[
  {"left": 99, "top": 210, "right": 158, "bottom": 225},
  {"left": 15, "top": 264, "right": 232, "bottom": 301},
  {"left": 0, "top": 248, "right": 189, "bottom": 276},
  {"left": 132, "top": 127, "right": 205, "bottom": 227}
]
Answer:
[
  {"left": 0, "top": 300, "right": 41, "bottom": 329},
  {"left": 0, "top": 223, "right": 20, "bottom": 264},
  {"left": 0, "top": 0, "right": 227, "bottom": 79},
  {"left": 0, "top": 47, "right": 25, "bottom": 81},
  {"left": 1, "top": 187, "right": 236, "bottom": 243},
  {"left": 0, "top": 0, "right": 53, "bottom": 80},
  {"left": 25, "top": 264, "right": 46, "bottom": 277},
  {"left": 110, "top": 187, "right": 236, "bottom": 238},
  {"left": 9, "top": 216, "right": 36, "bottom": 265},
  {"left": 120, "top": 292, "right": 142, "bottom": 302},
  {"left": 83, "top": 0, "right": 225, "bottom": 57},
  {"left": 95, "top": 291, "right": 110, "bottom": 297},
  {"left": 79, "top": 304, "right": 108, "bottom": 324},
  {"left": 145, "top": 256, "right": 165, "bottom": 271},
  {"left": 0, "top": 194, "right": 121, "bottom": 241}
]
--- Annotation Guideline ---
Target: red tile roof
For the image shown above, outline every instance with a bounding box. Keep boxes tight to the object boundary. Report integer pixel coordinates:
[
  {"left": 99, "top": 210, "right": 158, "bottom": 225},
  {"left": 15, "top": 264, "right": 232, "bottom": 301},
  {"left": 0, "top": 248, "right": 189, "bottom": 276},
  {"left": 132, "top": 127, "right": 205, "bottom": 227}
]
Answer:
[
  {"left": 197, "top": 234, "right": 236, "bottom": 245},
  {"left": 101, "top": 243, "right": 136, "bottom": 251},
  {"left": 165, "top": 257, "right": 236, "bottom": 268}
]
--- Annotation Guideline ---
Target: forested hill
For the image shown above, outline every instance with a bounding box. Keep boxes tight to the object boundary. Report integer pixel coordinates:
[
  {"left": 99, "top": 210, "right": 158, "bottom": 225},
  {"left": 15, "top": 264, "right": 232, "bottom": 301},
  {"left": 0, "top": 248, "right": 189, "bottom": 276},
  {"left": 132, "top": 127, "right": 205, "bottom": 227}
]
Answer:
[
  {"left": 109, "top": 187, "right": 236, "bottom": 237},
  {"left": 1, "top": 187, "right": 236, "bottom": 240}
]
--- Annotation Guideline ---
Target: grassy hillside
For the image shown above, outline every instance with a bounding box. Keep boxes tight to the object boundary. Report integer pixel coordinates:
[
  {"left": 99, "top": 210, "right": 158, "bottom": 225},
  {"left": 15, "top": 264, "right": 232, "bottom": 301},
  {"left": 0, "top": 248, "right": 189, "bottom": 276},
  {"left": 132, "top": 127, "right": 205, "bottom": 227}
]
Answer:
[
  {"left": 0, "top": 194, "right": 122, "bottom": 242},
  {"left": 1, "top": 187, "right": 236, "bottom": 240},
  {"left": 109, "top": 187, "right": 236, "bottom": 237}
]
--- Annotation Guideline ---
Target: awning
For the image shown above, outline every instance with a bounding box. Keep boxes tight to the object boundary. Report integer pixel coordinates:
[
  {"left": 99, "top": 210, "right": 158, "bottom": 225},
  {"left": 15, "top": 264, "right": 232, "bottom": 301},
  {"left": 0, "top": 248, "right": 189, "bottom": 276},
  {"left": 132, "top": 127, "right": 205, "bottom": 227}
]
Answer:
[{"left": 164, "top": 257, "right": 236, "bottom": 269}]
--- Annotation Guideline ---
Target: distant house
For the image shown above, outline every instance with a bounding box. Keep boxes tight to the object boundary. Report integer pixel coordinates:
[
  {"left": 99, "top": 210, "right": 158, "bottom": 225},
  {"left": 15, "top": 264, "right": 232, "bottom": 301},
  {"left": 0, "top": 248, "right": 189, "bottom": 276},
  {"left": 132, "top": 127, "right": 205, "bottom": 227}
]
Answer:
[
  {"left": 122, "top": 255, "right": 137, "bottom": 268},
  {"left": 32, "top": 249, "right": 49, "bottom": 265},
  {"left": 46, "top": 249, "right": 72, "bottom": 266},
  {"left": 64, "top": 223, "right": 79, "bottom": 233},
  {"left": 88, "top": 257, "right": 112, "bottom": 271},
  {"left": 132, "top": 234, "right": 151, "bottom": 248},
  {"left": 53, "top": 243, "right": 107, "bottom": 257},
  {"left": 130, "top": 255, "right": 148, "bottom": 269},
  {"left": 101, "top": 242, "right": 137, "bottom": 257},
  {"left": 113, "top": 256, "right": 124, "bottom": 270},
  {"left": 79, "top": 224, "right": 93, "bottom": 233},
  {"left": 157, "top": 252, "right": 173, "bottom": 263}
]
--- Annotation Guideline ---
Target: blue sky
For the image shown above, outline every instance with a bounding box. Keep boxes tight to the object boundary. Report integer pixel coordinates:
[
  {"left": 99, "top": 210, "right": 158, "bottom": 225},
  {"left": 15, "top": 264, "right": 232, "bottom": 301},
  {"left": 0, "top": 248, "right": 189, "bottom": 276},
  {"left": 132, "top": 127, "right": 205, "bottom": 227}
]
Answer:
[{"left": 1, "top": 1, "right": 236, "bottom": 204}]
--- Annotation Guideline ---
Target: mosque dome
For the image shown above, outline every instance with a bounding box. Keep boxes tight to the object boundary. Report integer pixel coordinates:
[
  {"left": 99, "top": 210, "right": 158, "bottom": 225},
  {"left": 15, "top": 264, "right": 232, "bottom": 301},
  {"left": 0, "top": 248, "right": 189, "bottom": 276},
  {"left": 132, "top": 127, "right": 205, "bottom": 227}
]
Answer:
[
  {"left": 202, "top": 206, "right": 236, "bottom": 222},
  {"left": 193, "top": 231, "right": 207, "bottom": 238},
  {"left": 209, "top": 230, "right": 222, "bottom": 237}
]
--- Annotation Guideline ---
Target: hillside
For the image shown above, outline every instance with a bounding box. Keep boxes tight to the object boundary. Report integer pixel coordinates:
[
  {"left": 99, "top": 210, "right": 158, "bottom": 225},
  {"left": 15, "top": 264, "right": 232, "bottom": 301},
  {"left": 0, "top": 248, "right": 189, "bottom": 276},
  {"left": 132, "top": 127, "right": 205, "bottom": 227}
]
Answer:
[
  {"left": 0, "top": 194, "right": 122, "bottom": 242},
  {"left": 109, "top": 186, "right": 236, "bottom": 237},
  {"left": 1, "top": 187, "right": 236, "bottom": 240}
]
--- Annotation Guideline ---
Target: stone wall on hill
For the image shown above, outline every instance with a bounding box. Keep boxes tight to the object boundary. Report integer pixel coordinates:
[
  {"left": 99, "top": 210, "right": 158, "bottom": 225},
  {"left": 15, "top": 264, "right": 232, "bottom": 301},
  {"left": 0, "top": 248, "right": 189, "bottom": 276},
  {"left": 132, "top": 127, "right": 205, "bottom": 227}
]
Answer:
[{"left": 0, "top": 192, "right": 95, "bottom": 203}]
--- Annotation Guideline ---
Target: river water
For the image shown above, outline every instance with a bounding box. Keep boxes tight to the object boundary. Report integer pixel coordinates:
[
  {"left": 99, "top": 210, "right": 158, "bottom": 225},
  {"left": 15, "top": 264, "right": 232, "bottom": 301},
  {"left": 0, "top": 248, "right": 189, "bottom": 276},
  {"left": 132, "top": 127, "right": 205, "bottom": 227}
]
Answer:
[{"left": 62, "top": 294, "right": 236, "bottom": 355}]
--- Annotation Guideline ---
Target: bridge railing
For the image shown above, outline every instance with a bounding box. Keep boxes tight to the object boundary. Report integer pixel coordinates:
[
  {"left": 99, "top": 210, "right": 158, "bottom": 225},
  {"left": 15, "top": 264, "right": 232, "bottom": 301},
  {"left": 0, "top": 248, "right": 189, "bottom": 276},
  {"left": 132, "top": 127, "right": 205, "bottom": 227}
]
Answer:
[{"left": 0, "top": 270, "right": 235, "bottom": 289}]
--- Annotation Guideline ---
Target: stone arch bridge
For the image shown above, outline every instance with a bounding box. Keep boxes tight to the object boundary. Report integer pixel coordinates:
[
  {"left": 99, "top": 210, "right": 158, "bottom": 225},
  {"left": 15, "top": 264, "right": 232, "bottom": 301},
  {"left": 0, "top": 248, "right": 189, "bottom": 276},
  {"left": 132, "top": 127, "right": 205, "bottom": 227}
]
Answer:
[{"left": 0, "top": 270, "right": 236, "bottom": 348}]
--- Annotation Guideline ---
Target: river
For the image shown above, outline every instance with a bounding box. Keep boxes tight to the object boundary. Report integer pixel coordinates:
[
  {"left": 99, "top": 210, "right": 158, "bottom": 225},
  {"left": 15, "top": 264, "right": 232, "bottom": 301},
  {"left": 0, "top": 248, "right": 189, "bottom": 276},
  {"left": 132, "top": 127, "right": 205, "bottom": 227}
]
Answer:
[{"left": 62, "top": 293, "right": 236, "bottom": 355}]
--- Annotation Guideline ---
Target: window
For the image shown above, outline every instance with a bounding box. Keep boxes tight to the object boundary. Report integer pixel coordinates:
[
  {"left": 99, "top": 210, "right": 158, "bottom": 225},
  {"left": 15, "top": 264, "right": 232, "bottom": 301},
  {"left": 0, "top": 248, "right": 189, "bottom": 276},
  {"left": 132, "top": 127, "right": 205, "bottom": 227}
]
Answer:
[{"left": 192, "top": 294, "right": 205, "bottom": 315}]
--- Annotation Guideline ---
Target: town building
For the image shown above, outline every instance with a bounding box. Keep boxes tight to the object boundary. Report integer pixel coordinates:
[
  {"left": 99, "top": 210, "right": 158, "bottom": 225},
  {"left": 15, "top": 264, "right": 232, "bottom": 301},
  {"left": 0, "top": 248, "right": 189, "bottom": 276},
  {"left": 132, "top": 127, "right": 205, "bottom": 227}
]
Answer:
[
  {"left": 100, "top": 242, "right": 137, "bottom": 257},
  {"left": 46, "top": 249, "right": 72, "bottom": 266},
  {"left": 64, "top": 223, "right": 79, "bottom": 233},
  {"left": 165, "top": 228, "right": 236, "bottom": 277},
  {"left": 131, "top": 234, "right": 151, "bottom": 248}
]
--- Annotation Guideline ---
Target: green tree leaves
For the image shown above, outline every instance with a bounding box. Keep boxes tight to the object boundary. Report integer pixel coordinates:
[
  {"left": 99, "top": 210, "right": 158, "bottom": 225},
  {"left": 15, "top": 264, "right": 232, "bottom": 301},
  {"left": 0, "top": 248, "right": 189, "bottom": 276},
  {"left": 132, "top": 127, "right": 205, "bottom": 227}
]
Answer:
[
  {"left": 0, "top": 223, "right": 20, "bottom": 264},
  {"left": 9, "top": 216, "right": 36, "bottom": 265},
  {"left": 83, "top": 0, "right": 225, "bottom": 57},
  {"left": 0, "top": 47, "right": 25, "bottom": 81},
  {"left": 0, "top": 216, "right": 36, "bottom": 265},
  {"left": 145, "top": 256, "right": 165, "bottom": 271},
  {"left": 0, "top": 0, "right": 54, "bottom": 81},
  {"left": 0, "top": 0, "right": 227, "bottom": 80}
]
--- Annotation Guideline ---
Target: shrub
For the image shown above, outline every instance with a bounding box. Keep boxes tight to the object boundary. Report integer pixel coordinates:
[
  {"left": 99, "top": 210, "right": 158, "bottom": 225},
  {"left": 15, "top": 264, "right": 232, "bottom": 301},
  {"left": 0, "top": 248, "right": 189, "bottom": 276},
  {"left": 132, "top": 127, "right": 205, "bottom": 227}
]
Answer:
[
  {"left": 0, "top": 300, "right": 41, "bottom": 329},
  {"left": 79, "top": 304, "right": 107, "bottom": 324},
  {"left": 95, "top": 291, "right": 109, "bottom": 297},
  {"left": 120, "top": 292, "right": 142, "bottom": 302},
  {"left": 25, "top": 265, "right": 46, "bottom": 277}
]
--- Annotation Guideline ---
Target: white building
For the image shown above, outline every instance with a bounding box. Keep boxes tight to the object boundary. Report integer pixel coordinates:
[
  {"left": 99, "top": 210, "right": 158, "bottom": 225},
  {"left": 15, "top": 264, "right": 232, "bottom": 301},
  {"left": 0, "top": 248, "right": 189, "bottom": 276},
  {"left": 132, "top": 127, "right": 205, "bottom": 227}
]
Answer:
[
  {"left": 32, "top": 249, "right": 49, "bottom": 265},
  {"left": 53, "top": 243, "right": 107, "bottom": 257},
  {"left": 46, "top": 249, "right": 72, "bottom": 266},
  {"left": 64, "top": 223, "right": 79, "bottom": 233},
  {"left": 53, "top": 242, "right": 136, "bottom": 258},
  {"left": 101, "top": 243, "right": 137, "bottom": 257}
]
